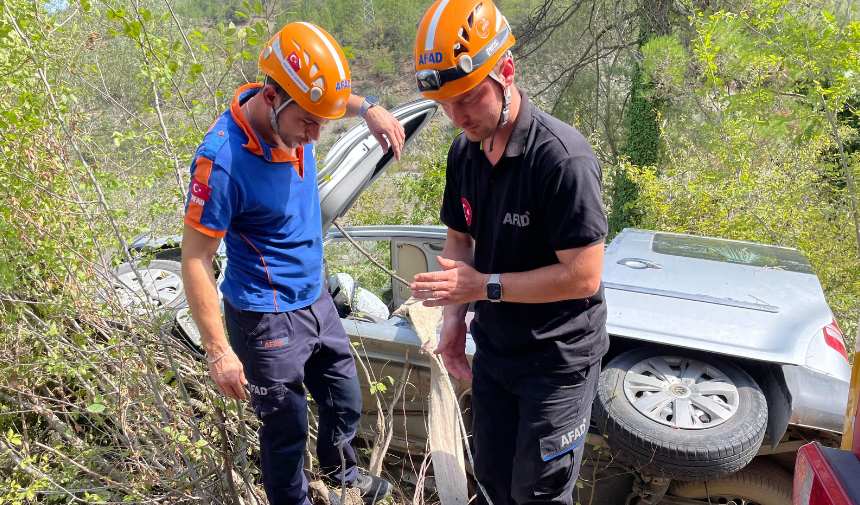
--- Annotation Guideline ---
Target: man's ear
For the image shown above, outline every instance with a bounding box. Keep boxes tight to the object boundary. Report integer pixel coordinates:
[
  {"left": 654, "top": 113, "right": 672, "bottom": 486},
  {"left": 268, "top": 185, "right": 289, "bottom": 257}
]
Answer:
[
  {"left": 261, "top": 84, "right": 279, "bottom": 107},
  {"left": 500, "top": 57, "right": 515, "bottom": 86}
]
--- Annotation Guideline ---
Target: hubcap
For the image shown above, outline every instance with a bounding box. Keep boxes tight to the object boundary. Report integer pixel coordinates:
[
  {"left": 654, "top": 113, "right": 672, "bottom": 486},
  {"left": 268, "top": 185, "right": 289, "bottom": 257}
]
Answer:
[
  {"left": 623, "top": 356, "right": 740, "bottom": 429},
  {"left": 113, "top": 267, "right": 183, "bottom": 314}
]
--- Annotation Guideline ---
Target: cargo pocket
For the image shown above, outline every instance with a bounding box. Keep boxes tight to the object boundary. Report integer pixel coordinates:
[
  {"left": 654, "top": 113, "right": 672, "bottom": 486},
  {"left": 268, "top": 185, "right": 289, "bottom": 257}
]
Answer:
[
  {"left": 531, "top": 417, "right": 589, "bottom": 495},
  {"left": 244, "top": 311, "right": 300, "bottom": 384},
  {"left": 247, "top": 381, "right": 290, "bottom": 422},
  {"left": 539, "top": 416, "right": 589, "bottom": 462}
]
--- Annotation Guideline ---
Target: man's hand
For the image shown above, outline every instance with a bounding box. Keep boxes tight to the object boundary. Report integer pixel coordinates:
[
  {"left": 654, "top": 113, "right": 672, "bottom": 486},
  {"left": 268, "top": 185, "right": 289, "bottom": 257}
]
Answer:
[
  {"left": 364, "top": 106, "right": 405, "bottom": 160},
  {"left": 208, "top": 350, "right": 248, "bottom": 400},
  {"left": 411, "top": 256, "right": 487, "bottom": 307},
  {"left": 435, "top": 317, "right": 473, "bottom": 380}
]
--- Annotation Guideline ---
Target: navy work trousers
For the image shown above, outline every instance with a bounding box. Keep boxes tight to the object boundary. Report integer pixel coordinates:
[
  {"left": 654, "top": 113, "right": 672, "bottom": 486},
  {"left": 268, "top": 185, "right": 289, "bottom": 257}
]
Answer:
[
  {"left": 471, "top": 349, "right": 601, "bottom": 505},
  {"left": 224, "top": 290, "right": 362, "bottom": 505}
]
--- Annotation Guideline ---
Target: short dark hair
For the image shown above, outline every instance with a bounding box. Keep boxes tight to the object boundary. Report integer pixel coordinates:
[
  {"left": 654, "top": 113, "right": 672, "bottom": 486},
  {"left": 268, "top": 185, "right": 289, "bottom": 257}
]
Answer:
[{"left": 264, "top": 75, "right": 291, "bottom": 102}]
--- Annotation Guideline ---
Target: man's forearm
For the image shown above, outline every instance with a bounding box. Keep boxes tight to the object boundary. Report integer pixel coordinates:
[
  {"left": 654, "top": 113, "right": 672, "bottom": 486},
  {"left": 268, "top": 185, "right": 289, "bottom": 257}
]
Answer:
[
  {"left": 493, "top": 262, "right": 599, "bottom": 304},
  {"left": 344, "top": 94, "right": 365, "bottom": 117},
  {"left": 182, "top": 256, "right": 229, "bottom": 355}
]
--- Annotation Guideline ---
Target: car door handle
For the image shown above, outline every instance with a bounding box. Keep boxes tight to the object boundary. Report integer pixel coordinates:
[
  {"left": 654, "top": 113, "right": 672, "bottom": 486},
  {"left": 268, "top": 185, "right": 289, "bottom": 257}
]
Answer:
[{"left": 617, "top": 258, "right": 663, "bottom": 270}]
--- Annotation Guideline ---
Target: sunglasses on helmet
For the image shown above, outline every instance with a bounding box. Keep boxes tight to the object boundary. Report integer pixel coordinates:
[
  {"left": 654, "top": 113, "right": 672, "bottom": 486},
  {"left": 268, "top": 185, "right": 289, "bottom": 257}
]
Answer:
[{"left": 415, "top": 23, "right": 511, "bottom": 92}]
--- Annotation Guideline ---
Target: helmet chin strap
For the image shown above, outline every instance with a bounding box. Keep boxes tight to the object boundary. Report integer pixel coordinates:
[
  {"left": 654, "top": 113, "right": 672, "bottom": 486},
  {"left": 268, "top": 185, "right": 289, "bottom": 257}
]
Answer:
[
  {"left": 269, "top": 98, "right": 293, "bottom": 135},
  {"left": 487, "top": 70, "right": 511, "bottom": 152}
]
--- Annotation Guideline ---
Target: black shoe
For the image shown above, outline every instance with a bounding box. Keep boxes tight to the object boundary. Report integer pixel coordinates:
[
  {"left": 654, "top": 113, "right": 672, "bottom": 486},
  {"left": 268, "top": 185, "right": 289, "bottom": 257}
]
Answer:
[{"left": 351, "top": 472, "right": 392, "bottom": 504}]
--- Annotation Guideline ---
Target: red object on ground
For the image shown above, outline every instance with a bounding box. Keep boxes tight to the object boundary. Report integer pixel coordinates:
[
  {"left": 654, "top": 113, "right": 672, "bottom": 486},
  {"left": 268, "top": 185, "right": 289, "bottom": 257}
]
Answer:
[{"left": 794, "top": 442, "right": 860, "bottom": 505}]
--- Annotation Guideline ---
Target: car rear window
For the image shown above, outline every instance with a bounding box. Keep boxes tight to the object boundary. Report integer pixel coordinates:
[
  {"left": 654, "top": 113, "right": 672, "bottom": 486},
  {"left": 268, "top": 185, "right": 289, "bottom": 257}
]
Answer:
[{"left": 651, "top": 233, "right": 814, "bottom": 274}]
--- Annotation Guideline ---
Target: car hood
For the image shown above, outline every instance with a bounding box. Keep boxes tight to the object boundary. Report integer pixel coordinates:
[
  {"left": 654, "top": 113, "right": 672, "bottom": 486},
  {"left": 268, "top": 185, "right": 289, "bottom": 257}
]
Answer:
[
  {"left": 603, "top": 229, "right": 834, "bottom": 365},
  {"left": 317, "top": 99, "right": 438, "bottom": 235}
]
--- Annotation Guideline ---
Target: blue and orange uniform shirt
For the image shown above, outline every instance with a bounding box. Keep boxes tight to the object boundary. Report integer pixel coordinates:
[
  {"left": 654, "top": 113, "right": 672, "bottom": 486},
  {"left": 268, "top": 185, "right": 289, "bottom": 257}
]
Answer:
[{"left": 184, "top": 83, "right": 322, "bottom": 312}]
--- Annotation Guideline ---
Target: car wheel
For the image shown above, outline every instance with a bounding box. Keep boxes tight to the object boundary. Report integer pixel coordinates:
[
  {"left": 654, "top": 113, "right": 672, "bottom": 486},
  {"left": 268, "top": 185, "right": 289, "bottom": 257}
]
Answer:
[
  {"left": 668, "top": 459, "right": 793, "bottom": 505},
  {"left": 113, "top": 260, "right": 185, "bottom": 315},
  {"left": 592, "top": 347, "right": 767, "bottom": 480}
]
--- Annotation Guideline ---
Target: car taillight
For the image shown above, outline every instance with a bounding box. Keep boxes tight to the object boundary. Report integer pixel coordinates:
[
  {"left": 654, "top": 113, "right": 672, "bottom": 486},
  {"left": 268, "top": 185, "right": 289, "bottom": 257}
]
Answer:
[
  {"left": 823, "top": 320, "right": 849, "bottom": 361},
  {"left": 794, "top": 443, "right": 854, "bottom": 505}
]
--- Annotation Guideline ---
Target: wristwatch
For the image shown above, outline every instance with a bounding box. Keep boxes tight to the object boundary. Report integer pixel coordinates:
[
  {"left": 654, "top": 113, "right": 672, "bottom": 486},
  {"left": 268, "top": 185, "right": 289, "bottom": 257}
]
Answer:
[
  {"left": 359, "top": 95, "right": 379, "bottom": 119},
  {"left": 487, "top": 273, "right": 502, "bottom": 302}
]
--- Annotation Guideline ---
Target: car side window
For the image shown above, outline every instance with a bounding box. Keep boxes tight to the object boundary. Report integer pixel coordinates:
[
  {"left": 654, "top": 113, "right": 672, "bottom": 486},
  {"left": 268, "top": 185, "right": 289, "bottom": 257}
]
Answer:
[{"left": 324, "top": 240, "right": 394, "bottom": 313}]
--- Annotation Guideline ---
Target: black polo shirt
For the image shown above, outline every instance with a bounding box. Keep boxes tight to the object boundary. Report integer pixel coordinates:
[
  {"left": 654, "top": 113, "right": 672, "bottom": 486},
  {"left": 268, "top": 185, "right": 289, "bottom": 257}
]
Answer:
[{"left": 440, "top": 93, "right": 609, "bottom": 372}]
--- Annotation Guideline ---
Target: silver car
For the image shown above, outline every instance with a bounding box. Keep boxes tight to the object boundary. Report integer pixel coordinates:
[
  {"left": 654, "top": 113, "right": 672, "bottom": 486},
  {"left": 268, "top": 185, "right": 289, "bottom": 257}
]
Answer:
[{"left": 119, "top": 99, "right": 851, "bottom": 505}]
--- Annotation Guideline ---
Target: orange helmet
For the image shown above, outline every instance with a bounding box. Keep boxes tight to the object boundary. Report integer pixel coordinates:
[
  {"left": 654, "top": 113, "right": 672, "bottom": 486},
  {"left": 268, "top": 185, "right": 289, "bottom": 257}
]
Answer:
[
  {"left": 259, "top": 22, "right": 351, "bottom": 119},
  {"left": 414, "top": 0, "right": 515, "bottom": 100}
]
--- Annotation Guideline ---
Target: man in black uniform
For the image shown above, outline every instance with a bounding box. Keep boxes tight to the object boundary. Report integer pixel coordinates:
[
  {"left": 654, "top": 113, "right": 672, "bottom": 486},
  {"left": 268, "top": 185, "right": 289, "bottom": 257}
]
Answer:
[{"left": 411, "top": 1, "right": 609, "bottom": 504}]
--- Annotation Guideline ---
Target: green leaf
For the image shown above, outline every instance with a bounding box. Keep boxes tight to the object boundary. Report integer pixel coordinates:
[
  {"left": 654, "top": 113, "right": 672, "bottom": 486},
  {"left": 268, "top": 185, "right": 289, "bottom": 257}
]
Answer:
[
  {"left": 241, "top": 51, "right": 253, "bottom": 60},
  {"left": 254, "top": 0, "right": 263, "bottom": 14},
  {"left": 247, "top": 36, "right": 259, "bottom": 46},
  {"left": 235, "top": 10, "right": 248, "bottom": 19},
  {"left": 196, "top": 440, "right": 208, "bottom": 447},
  {"left": 140, "top": 9, "right": 151, "bottom": 22},
  {"left": 575, "top": 481, "right": 583, "bottom": 489},
  {"left": 87, "top": 403, "right": 105, "bottom": 414}
]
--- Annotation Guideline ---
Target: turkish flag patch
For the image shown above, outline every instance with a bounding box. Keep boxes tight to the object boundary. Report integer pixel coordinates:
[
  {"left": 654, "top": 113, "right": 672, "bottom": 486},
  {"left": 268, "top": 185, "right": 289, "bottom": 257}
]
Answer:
[
  {"left": 191, "top": 179, "right": 211, "bottom": 201},
  {"left": 287, "top": 51, "right": 301, "bottom": 72},
  {"left": 462, "top": 198, "right": 472, "bottom": 226}
]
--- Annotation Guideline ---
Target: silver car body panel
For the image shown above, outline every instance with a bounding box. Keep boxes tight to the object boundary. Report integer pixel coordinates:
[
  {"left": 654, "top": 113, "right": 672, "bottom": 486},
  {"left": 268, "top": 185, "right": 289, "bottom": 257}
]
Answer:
[
  {"left": 317, "top": 100, "right": 438, "bottom": 235},
  {"left": 782, "top": 364, "right": 849, "bottom": 433},
  {"left": 602, "top": 229, "right": 837, "bottom": 367},
  {"left": 327, "top": 225, "right": 850, "bottom": 435}
]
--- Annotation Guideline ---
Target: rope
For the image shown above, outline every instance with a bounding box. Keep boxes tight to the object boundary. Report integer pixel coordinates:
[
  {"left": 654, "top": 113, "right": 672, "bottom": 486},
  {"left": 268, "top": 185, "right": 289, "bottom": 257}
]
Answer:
[
  {"left": 332, "top": 220, "right": 493, "bottom": 505},
  {"left": 331, "top": 220, "right": 411, "bottom": 288}
]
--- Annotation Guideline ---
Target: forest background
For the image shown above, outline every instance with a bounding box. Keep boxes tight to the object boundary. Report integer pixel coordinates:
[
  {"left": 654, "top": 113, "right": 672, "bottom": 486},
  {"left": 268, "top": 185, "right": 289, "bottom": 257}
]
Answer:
[{"left": 0, "top": 0, "right": 858, "bottom": 503}]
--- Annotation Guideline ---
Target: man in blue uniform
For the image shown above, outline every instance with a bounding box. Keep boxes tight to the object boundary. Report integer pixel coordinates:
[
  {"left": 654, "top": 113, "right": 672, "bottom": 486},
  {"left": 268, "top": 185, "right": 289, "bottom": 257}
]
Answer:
[{"left": 182, "top": 22, "right": 401, "bottom": 505}]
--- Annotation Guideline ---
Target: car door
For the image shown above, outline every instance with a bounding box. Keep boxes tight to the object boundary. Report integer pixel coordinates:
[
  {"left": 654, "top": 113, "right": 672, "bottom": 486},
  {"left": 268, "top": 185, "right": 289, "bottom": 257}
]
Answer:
[
  {"left": 317, "top": 99, "right": 439, "bottom": 235},
  {"left": 390, "top": 237, "right": 445, "bottom": 307}
]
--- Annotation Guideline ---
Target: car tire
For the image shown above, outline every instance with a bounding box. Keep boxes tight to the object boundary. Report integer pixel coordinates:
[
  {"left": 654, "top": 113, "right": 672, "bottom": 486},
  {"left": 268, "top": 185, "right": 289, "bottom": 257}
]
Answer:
[
  {"left": 668, "top": 459, "right": 793, "bottom": 505},
  {"left": 592, "top": 347, "right": 767, "bottom": 481},
  {"left": 113, "top": 260, "right": 186, "bottom": 314}
]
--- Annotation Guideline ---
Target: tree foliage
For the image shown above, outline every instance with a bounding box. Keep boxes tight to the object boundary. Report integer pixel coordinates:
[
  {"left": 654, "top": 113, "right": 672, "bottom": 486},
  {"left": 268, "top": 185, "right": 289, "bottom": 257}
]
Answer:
[{"left": 632, "top": 0, "right": 860, "bottom": 345}]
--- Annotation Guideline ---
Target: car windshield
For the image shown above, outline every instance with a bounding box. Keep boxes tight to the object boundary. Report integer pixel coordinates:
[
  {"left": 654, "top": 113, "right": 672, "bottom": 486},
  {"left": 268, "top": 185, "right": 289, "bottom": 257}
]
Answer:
[{"left": 651, "top": 233, "right": 814, "bottom": 274}]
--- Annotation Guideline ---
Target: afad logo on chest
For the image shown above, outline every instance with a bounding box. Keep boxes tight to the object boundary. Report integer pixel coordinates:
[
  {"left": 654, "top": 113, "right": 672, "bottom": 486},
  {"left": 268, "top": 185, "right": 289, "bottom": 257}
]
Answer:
[
  {"left": 419, "top": 51, "right": 444, "bottom": 65},
  {"left": 503, "top": 211, "right": 530, "bottom": 227}
]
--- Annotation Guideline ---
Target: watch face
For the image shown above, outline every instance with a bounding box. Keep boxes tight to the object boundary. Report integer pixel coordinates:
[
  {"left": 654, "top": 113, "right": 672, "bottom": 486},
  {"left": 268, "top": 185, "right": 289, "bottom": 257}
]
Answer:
[{"left": 487, "top": 283, "right": 502, "bottom": 300}]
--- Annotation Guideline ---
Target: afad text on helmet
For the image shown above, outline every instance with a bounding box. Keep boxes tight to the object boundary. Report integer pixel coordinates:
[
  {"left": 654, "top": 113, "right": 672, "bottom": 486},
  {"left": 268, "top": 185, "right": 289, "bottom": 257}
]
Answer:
[
  {"left": 335, "top": 79, "right": 351, "bottom": 91},
  {"left": 419, "top": 51, "right": 444, "bottom": 65}
]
